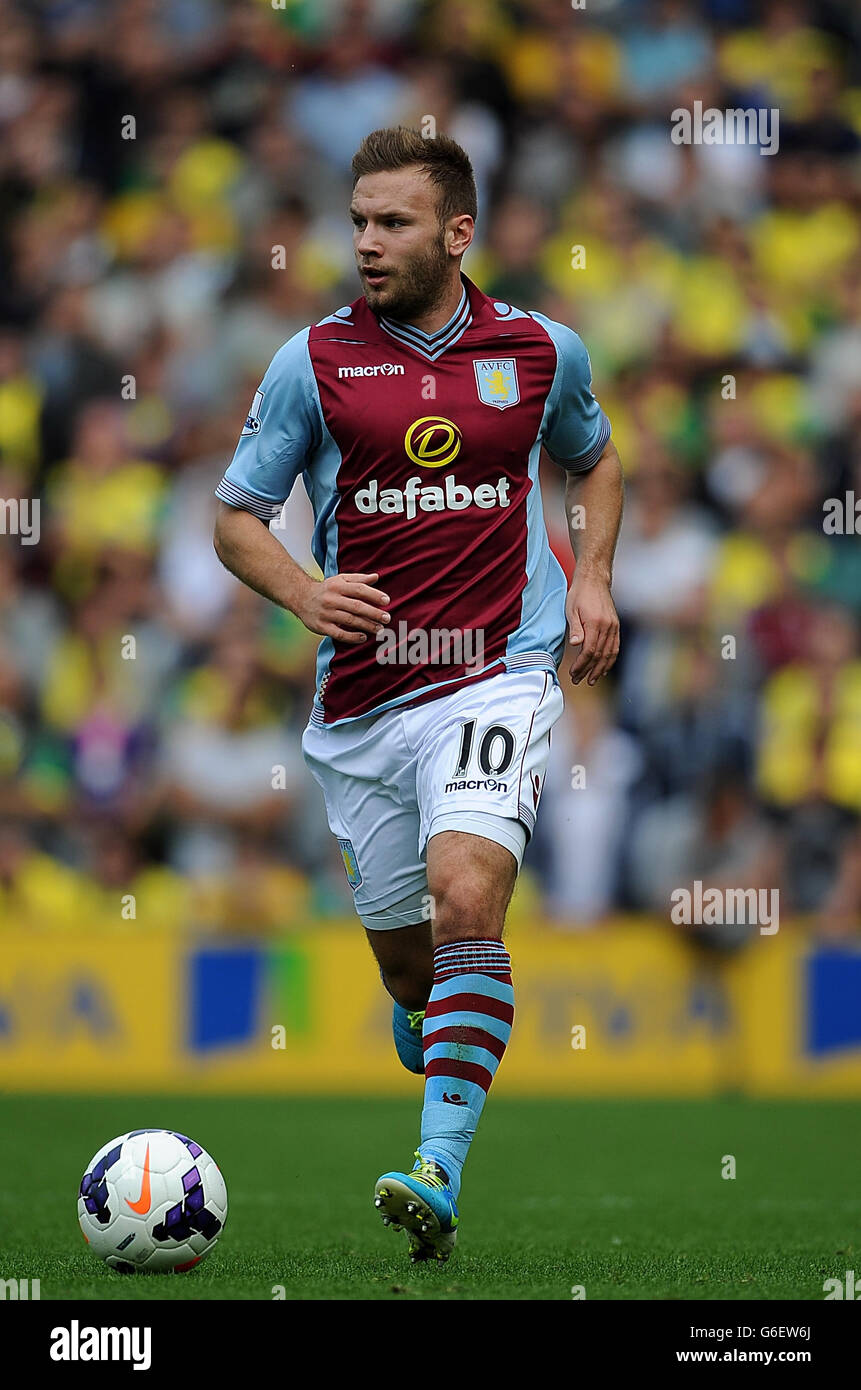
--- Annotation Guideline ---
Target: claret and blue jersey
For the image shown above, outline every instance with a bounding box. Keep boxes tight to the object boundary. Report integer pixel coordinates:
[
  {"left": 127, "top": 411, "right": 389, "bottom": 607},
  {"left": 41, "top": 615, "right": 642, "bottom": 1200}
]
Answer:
[{"left": 215, "top": 273, "right": 610, "bottom": 726}]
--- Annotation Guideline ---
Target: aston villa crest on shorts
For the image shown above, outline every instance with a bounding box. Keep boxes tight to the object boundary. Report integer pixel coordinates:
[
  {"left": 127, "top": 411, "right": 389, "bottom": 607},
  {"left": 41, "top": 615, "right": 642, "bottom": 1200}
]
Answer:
[
  {"left": 473, "top": 358, "right": 520, "bottom": 410},
  {"left": 337, "top": 838, "right": 363, "bottom": 889}
]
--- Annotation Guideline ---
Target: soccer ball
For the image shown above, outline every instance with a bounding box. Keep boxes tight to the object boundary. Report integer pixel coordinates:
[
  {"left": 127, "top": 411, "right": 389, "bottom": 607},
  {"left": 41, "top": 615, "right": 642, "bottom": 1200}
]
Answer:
[{"left": 78, "top": 1129, "right": 227, "bottom": 1273}]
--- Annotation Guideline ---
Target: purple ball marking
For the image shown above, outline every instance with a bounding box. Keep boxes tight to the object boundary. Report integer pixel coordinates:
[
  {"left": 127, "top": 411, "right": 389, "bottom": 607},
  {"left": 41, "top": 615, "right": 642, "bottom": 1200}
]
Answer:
[{"left": 182, "top": 1166, "right": 200, "bottom": 1193}]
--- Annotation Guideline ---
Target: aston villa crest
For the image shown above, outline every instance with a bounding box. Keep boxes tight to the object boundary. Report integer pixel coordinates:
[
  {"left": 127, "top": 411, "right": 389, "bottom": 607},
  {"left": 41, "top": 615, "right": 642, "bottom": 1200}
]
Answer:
[
  {"left": 473, "top": 358, "right": 520, "bottom": 410},
  {"left": 337, "top": 837, "right": 363, "bottom": 889}
]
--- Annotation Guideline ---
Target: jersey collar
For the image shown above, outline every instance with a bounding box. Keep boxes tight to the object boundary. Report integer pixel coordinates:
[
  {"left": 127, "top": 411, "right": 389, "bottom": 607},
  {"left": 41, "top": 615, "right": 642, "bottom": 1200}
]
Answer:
[{"left": 378, "top": 277, "right": 473, "bottom": 362}]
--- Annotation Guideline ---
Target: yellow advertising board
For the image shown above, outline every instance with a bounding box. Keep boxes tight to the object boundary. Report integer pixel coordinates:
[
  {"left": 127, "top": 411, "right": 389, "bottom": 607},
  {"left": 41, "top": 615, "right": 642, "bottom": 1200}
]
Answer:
[{"left": 0, "top": 922, "right": 858, "bottom": 1096}]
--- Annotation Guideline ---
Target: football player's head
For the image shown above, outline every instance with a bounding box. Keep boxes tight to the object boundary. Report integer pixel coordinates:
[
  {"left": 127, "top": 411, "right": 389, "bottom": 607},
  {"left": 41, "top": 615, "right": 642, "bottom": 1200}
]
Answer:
[{"left": 350, "top": 127, "right": 476, "bottom": 321}]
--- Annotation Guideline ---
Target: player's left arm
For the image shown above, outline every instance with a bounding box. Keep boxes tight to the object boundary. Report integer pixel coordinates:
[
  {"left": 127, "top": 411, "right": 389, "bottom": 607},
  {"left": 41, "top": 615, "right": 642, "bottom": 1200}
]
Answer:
[
  {"left": 564, "top": 439, "right": 624, "bottom": 685},
  {"left": 532, "top": 311, "right": 625, "bottom": 687}
]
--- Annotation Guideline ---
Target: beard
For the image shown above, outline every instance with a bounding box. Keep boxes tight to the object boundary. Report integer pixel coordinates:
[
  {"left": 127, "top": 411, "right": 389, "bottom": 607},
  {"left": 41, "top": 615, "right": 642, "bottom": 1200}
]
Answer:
[{"left": 359, "top": 231, "right": 451, "bottom": 322}]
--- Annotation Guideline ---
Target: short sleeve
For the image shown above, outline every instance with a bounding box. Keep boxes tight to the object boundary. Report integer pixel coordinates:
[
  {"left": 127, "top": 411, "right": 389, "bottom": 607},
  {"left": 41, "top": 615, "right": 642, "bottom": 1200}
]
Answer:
[
  {"left": 531, "top": 312, "right": 611, "bottom": 473},
  {"left": 215, "top": 328, "right": 321, "bottom": 522}
]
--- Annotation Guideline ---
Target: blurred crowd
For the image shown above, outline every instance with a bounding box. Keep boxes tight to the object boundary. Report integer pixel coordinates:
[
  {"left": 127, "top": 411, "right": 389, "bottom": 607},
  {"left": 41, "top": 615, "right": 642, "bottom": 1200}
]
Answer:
[{"left": 0, "top": 0, "right": 859, "bottom": 936}]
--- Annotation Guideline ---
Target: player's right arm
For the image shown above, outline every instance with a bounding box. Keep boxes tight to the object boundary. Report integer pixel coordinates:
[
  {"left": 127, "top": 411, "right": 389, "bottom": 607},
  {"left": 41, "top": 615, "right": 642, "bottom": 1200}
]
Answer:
[
  {"left": 212, "top": 328, "right": 389, "bottom": 644},
  {"left": 213, "top": 503, "right": 389, "bottom": 643}
]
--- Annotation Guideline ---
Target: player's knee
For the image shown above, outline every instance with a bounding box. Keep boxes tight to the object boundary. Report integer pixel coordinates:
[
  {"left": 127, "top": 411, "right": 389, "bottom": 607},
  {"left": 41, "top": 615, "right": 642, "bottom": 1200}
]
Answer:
[
  {"left": 432, "top": 881, "right": 504, "bottom": 943},
  {"left": 382, "top": 962, "right": 432, "bottom": 1011}
]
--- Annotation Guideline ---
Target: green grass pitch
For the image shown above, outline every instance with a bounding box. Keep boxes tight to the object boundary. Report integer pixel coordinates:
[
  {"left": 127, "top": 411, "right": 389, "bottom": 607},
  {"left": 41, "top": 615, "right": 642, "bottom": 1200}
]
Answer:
[{"left": 1, "top": 1095, "right": 857, "bottom": 1300}]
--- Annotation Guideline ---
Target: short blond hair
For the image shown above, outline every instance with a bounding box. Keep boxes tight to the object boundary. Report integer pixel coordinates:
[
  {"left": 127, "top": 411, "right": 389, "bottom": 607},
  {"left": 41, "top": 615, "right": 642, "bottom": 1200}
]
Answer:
[{"left": 351, "top": 127, "right": 477, "bottom": 225}]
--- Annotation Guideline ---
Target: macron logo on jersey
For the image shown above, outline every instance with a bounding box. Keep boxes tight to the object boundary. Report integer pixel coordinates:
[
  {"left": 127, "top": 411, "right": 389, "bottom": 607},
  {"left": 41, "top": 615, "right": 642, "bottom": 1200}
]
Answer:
[
  {"left": 355, "top": 475, "right": 511, "bottom": 520},
  {"left": 337, "top": 363, "right": 405, "bottom": 378}
]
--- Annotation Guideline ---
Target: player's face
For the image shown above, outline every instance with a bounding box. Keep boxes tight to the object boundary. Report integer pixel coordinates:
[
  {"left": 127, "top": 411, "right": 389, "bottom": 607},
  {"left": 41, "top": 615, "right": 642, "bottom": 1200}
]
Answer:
[{"left": 351, "top": 168, "right": 453, "bottom": 321}]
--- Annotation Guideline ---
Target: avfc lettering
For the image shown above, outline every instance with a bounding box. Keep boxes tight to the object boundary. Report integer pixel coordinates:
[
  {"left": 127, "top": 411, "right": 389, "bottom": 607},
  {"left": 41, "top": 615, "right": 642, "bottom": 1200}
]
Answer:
[{"left": 355, "top": 475, "right": 511, "bottom": 520}]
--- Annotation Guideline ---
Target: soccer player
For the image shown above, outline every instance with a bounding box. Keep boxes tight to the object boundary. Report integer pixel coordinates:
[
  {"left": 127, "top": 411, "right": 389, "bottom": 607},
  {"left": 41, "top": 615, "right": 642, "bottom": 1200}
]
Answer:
[{"left": 213, "top": 128, "right": 623, "bottom": 1263}]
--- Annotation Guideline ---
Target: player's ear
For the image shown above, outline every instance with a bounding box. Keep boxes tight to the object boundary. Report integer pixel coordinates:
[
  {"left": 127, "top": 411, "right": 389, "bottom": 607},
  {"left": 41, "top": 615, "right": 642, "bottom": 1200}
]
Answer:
[{"left": 448, "top": 214, "right": 474, "bottom": 257}]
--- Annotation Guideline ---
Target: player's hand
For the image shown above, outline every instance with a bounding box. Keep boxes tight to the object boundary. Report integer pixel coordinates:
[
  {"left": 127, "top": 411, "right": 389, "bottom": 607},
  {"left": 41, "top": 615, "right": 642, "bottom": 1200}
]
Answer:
[
  {"left": 296, "top": 572, "right": 390, "bottom": 644},
  {"left": 566, "top": 571, "right": 620, "bottom": 685}
]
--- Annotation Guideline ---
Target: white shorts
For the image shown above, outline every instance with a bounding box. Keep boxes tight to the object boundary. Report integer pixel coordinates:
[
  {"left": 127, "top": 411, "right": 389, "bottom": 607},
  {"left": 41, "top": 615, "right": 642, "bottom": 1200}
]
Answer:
[{"left": 301, "top": 668, "right": 564, "bottom": 930}]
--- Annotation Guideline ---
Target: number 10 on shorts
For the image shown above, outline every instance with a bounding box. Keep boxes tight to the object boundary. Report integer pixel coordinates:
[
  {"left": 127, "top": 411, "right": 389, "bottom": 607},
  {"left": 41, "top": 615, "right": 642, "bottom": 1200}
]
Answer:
[{"left": 453, "top": 720, "right": 517, "bottom": 779}]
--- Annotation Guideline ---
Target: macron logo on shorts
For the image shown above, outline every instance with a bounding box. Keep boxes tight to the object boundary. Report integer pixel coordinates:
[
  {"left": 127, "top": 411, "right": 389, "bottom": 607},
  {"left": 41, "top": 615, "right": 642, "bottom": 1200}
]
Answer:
[{"left": 444, "top": 777, "right": 509, "bottom": 794}]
